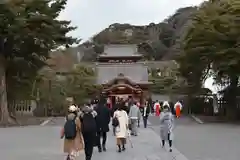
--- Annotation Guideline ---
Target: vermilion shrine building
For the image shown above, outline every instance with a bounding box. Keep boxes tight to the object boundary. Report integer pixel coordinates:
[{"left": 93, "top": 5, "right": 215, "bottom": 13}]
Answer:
[{"left": 96, "top": 44, "right": 152, "bottom": 106}]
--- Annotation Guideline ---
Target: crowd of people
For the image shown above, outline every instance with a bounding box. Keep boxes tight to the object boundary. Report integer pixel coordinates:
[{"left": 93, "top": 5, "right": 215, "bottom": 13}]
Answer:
[{"left": 60, "top": 96, "right": 183, "bottom": 160}]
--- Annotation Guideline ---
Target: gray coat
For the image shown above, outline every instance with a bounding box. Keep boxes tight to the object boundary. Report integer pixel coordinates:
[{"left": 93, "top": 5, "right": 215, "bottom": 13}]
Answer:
[
  {"left": 159, "top": 111, "right": 174, "bottom": 140},
  {"left": 129, "top": 105, "right": 141, "bottom": 120}
]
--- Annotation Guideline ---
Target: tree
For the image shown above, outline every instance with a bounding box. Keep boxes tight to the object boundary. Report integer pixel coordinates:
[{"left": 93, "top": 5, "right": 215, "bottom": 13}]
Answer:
[
  {"left": 34, "top": 65, "right": 98, "bottom": 115},
  {"left": 149, "top": 67, "right": 185, "bottom": 94},
  {"left": 177, "top": 0, "right": 240, "bottom": 117},
  {"left": 81, "top": 42, "right": 104, "bottom": 62},
  {"left": 0, "top": 0, "right": 78, "bottom": 125},
  {"left": 85, "top": 7, "right": 198, "bottom": 62},
  {"left": 64, "top": 65, "right": 97, "bottom": 105}
]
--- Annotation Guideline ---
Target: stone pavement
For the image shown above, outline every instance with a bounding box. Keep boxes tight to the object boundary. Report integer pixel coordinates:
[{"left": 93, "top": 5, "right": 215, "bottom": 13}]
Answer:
[
  {"left": 0, "top": 118, "right": 188, "bottom": 160},
  {"left": 0, "top": 126, "right": 64, "bottom": 160},
  {"left": 90, "top": 126, "right": 189, "bottom": 160},
  {"left": 149, "top": 115, "right": 240, "bottom": 160}
]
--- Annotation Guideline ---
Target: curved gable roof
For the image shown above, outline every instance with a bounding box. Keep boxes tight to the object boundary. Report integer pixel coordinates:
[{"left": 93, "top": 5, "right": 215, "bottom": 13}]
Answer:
[
  {"left": 104, "top": 83, "right": 142, "bottom": 92},
  {"left": 96, "top": 64, "right": 149, "bottom": 84}
]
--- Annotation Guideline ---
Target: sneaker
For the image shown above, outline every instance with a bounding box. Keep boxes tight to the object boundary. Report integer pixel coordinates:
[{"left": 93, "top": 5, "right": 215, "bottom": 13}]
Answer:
[
  {"left": 98, "top": 147, "right": 102, "bottom": 153},
  {"left": 169, "top": 148, "right": 172, "bottom": 152}
]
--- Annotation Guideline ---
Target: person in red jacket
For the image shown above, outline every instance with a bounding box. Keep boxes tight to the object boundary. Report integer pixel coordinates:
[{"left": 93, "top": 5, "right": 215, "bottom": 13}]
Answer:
[{"left": 154, "top": 100, "right": 160, "bottom": 116}]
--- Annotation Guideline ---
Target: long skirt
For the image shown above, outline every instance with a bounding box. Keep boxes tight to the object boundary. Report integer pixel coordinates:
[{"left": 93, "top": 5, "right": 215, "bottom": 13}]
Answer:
[
  {"left": 116, "top": 138, "right": 126, "bottom": 145},
  {"left": 155, "top": 106, "right": 160, "bottom": 116},
  {"left": 176, "top": 106, "right": 181, "bottom": 118}
]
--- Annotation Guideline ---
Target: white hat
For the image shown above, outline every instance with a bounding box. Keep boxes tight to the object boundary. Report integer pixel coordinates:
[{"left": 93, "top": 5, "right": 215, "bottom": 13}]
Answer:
[{"left": 68, "top": 105, "right": 77, "bottom": 112}]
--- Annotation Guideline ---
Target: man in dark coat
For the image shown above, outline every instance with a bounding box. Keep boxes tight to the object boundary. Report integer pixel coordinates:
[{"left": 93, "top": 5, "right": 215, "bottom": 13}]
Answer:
[
  {"left": 95, "top": 98, "right": 111, "bottom": 152},
  {"left": 142, "top": 103, "right": 151, "bottom": 128},
  {"left": 80, "top": 104, "right": 97, "bottom": 160}
]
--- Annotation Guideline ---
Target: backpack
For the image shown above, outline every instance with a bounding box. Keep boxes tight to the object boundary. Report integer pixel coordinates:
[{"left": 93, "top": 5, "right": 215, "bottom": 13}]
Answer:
[
  {"left": 112, "top": 116, "right": 119, "bottom": 127},
  {"left": 64, "top": 116, "right": 77, "bottom": 140},
  {"left": 81, "top": 112, "right": 96, "bottom": 133}
]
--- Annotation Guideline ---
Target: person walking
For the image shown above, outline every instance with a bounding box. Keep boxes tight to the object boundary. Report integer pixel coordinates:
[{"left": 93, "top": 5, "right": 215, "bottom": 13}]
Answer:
[
  {"left": 136, "top": 101, "right": 141, "bottom": 127},
  {"left": 160, "top": 101, "right": 174, "bottom": 152},
  {"left": 80, "top": 105, "right": 97, "bottom": 160},
  {"left": 113, "top": 104, "right": 129, "bottom": 152},
  {"left": 128, "top": 101, "right": 141, "bottom": 136},
  {"left": 62, "top": 105, "right": 84, "bottom": 160},
  {"left": 174, "top": 101, "right": 182, "bottom": 118},
  {"left": 154, "top": 100, "right": 160, "bottom": 116},
  {"left": 111, "top": 100, "right": 121, "bottom": 136},
  {"left": 142, "top": 102, "right": 150, "bottom": 128},
  {"left": 107, "top": 97, "right": 112, "bottom": 109},
  {"left": 95, "top": 98, "right": 111, "bottom": 152}
]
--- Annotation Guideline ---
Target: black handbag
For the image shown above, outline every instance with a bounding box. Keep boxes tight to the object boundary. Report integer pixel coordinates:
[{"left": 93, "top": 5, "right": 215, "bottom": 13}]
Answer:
[{"left": 112, "top": 117, "right": 119, "bottom": 127}]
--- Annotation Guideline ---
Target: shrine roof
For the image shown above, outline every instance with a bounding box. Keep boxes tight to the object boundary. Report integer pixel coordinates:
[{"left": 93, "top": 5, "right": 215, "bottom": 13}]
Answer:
[
  {"left": 96, "top": 63, "right": 149, "bottom": 84},
  {"left": 99, "top": 44, "right": 142, "bottom": 57}
]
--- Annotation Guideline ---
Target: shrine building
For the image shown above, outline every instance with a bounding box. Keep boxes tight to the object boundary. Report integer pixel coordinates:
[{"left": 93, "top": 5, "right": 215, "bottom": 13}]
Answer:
[{"left": 96, "top": 44, "right": 152, "bottom": 106}]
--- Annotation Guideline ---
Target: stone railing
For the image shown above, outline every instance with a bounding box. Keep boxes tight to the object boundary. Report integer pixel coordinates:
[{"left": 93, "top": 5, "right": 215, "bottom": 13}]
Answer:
[{"left": 9, "top": 100, "right": 37, "bottom": 116}]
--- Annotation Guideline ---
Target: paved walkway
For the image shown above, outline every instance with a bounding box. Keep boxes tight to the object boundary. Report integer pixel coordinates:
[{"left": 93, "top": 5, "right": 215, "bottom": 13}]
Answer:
[
  {"left": 149, "top": 115, "right": 240, "bottom": 160},
  {"left": 90, "top": 126, "right": 188, "bottom": 160},
  {"left": 0, "top": 118, "right": 188, "bottom": 160},
  {"left": 0, "top": 126, "right": 64, "bottom": 160}
]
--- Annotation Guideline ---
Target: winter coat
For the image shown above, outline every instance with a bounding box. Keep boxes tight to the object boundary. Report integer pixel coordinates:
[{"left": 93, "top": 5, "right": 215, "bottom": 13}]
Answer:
[
  {"left": 79, "top": 106, "right": 97, "bottom": 133},
  {"left": 113, "top": 110, "right": 129, "bottom": 138},
  {"left": 63, "top": 113, "right": 84, "bottom": 153},
  {"left": 95, "top": 103, "right": 111, "bottom": 132},
  {"left": 142, "top": 106, "right": 150, "bottom": 117},
  {"left": 159, "top": 111, "right": 174, "bottom": 140},
  {"left": 129, "top": 104, "right": 141, "bottom": 120}
]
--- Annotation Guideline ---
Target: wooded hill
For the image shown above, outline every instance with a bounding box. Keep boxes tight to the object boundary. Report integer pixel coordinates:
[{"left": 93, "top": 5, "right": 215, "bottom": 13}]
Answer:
[{"left": 80, "top": 6, "right": 197, "bottom": 61}]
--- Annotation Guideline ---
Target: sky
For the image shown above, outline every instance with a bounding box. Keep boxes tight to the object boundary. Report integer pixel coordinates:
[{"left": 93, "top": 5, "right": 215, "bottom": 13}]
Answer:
[
  {"left": 59, "top": 0, "right": 205, "bottom": 41},
  {"left": 58, "top": 0, "right": 218, "bottom": 92}
]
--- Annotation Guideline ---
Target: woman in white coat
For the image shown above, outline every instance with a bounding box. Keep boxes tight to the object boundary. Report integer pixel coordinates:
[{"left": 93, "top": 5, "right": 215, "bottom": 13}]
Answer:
[
  {"left": 160, "top": 101, "right": 174, "bottom": 152},
  {"left": 113, "top": 104, "right": 129, "bottom": 152}
]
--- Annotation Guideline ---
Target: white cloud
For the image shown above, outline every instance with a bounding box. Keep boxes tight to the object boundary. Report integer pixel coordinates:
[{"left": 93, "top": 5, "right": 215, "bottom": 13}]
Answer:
[{"left": 59, "top": 0, "right": 205, "bottom": 41}]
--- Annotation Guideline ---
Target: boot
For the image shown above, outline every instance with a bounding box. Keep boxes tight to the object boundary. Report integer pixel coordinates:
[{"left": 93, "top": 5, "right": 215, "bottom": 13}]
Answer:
[
  {"left": 118, "top": 145, "right": 121, "bottom": 152},
  {"left": 122, "top": 144, "right": 126, "bottom": 151}
]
